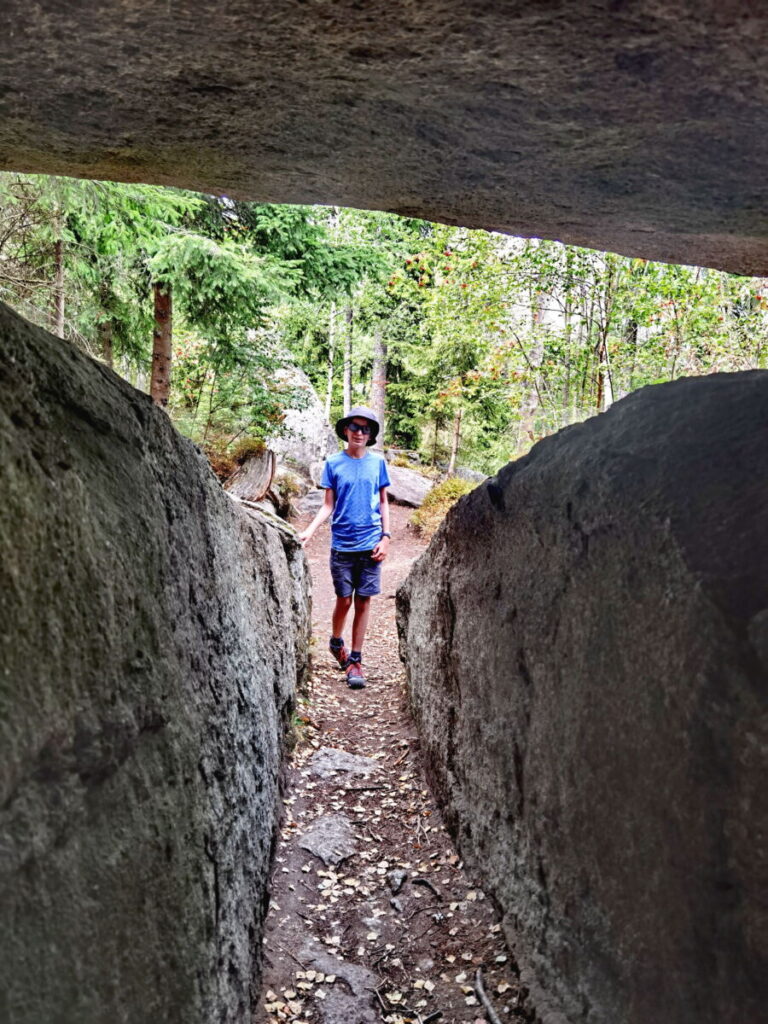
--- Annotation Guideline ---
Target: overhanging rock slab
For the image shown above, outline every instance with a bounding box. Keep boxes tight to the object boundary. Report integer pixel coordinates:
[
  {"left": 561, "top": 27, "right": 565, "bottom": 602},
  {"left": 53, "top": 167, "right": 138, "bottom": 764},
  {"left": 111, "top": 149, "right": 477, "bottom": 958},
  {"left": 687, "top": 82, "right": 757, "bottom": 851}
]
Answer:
[{"left": 1, "top": 3, "right": 768, "bottom": 271}]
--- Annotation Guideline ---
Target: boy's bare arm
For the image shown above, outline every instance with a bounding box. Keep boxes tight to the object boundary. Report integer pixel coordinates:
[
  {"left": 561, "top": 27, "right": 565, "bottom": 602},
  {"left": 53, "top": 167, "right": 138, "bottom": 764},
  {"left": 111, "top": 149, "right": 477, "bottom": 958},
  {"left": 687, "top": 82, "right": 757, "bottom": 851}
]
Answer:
[
  {"left": 298, "top": 488, "right": 335, "bottom": 545},
  {"left": 372, "top": 487, "right": 390, "bottom": 561}
]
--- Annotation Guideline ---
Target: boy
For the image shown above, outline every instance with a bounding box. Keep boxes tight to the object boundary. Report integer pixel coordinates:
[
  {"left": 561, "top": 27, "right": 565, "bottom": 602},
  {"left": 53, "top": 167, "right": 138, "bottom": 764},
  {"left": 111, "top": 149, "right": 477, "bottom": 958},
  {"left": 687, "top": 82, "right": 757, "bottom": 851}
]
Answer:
[{"left": 298, "top": 406, "right": 391, "bottom": 689}]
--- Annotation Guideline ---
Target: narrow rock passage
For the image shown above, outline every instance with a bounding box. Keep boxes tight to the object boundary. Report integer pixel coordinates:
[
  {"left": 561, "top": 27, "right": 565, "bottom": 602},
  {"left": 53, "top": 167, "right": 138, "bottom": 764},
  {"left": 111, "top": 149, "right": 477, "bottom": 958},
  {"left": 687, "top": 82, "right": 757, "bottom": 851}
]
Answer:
[{"left": 256, "top": 505, "right": 534, "bottom": 1024}]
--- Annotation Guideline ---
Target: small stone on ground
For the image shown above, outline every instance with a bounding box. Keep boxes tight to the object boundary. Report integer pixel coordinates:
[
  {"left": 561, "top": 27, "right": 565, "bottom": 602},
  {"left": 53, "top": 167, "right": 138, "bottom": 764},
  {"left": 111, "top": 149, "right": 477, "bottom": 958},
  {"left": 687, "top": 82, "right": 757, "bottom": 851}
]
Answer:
[{"left": 299, "top": 813, "right": 357, "bottom": 867}]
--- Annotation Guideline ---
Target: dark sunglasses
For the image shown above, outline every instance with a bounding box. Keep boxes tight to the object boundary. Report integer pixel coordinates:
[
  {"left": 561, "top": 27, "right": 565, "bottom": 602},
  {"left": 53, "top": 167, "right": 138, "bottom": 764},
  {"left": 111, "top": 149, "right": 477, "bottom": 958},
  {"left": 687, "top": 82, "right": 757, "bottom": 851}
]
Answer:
[{"left": 346, "top": 421, "right": 371, "bottom": 434}]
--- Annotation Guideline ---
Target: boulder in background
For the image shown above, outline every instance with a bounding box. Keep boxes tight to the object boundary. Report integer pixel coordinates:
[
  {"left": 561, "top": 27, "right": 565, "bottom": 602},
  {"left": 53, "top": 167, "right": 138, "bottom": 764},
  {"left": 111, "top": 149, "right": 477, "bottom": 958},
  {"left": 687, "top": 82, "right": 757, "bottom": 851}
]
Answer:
[
  {"left": 268, "top": 366, "right": 336, "bottom": 478},
  {"left": 386, "top": 464, "right": 434, "bottom": 508},
  {"left": 454, "top": 465, "right": 488, "bottom": 484}
]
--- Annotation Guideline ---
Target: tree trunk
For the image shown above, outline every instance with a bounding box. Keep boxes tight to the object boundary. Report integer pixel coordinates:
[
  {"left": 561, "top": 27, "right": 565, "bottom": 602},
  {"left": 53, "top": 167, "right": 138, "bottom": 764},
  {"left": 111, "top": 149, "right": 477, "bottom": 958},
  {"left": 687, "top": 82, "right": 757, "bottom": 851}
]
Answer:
[
  {"left": 596, "top": 330, "right": 614, "bottom": 412},
  {"left": 99, "top": 317, "right": 114, "bottom": 369},
  {"left": 224, "top": 448, "right": 276, "bottom": 502},
  {"left": 579, "top": 323, "right": 591, "bottom": 409},
  {"left": 52, "top": 227, "right": 65, "bottom": 338},
  {"left": 342, "top": 305, "right": 353, "bottom": 415},
  {"left": 669, "top": 304, "right": 683, "bottom": 380},
  {"left": 324, "top": 302, "right": 337, "bottom": 422},
  {"left": 448, "top": 406, "right": 462, "bottom": 475},
  {"left": 370, "top": 328, "right": 387, "bottom": 450},
  {"left": 595, "top": 345, "right": 604, "bottom": 411},
  {"left": 596, "top": 265, "right": 617, "bottom": 411},
  {"left": 626, "top": 318, "right": 638, "bottom": 392},
  {"left": 150, "top": 283, "right": 173, "bottom": 407},
  {"left": 518, "top": 288, "right": 545, "bottom": 444},
  {"left": 98, "top": 282, "right": 114, "bottom": 368},
  {"left": 562, "top": 299, "right": 572, "bottom": 417}
]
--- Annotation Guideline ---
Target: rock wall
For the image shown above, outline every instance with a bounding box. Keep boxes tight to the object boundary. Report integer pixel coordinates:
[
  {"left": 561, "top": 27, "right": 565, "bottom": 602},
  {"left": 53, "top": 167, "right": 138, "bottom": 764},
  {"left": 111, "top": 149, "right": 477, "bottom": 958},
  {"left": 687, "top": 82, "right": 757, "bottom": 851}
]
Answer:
[
  {"left": 0, "top": 301, "right": 310, "bottom": 1023},
  {"left": 1, "top": 2, "right": 768, "bottom": 273},
  {"left": 397, "top": 373, "right": 768, "bottom": 1024}
]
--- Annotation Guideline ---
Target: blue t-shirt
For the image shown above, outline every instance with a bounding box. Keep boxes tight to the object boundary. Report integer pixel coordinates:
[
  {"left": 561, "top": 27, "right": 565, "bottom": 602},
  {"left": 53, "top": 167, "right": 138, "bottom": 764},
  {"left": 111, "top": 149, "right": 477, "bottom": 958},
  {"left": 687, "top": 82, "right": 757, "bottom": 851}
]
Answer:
[{"left": 321, "top": 450, "right": 391, "bottom": 551}]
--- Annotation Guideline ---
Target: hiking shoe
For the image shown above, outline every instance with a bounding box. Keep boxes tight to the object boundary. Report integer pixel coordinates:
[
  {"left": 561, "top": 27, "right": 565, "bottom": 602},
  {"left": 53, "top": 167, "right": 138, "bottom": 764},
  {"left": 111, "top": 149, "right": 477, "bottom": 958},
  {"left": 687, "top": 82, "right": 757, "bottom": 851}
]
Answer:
[
  {"left": 345, "top": 661, "right": 367, "bottom": 689},
  {"left": 329, "top": 641, "right": 350, "bottom": 670}
]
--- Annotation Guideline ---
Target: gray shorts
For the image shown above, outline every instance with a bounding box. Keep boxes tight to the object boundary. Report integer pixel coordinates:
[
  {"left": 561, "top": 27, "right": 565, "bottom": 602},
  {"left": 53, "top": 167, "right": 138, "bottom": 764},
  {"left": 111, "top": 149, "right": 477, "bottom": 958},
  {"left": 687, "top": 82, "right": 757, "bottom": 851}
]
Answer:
[{"left": 330, "top": 549, "right": 381, "bottom": 598}]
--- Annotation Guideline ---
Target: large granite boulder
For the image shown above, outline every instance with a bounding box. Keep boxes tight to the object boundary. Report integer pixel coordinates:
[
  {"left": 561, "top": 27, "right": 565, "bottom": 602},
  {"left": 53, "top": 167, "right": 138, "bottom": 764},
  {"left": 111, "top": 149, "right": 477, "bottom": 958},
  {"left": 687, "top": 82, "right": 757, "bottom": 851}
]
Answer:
[
  {"left": 268, "top": 366, "right": 336, "bottom": 479},
  {"left": 397, "top": 372, "right": 768, "bottom": 1024},
  {"left": 2, "top": 4, "right": 768, "bottom": 272},
  {"left": 386, "top": 464, "right": 434, "bottom": 507},
  {"left": 0, "top": 301, "right": 310, "bottom": 1024}
]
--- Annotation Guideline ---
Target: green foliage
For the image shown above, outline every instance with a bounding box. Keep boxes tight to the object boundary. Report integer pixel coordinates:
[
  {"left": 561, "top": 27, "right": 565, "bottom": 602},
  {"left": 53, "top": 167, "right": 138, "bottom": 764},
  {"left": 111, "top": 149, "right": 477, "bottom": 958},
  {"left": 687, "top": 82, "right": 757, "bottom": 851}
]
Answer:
[
  {"left": 410, "top": 477, "right": 477, "bottom": 539},
  {"left": 2, "top": 173, "right": 767, "bottom": 479},
  {"left": 0, "top": 176, "right": 367, "bottom": 441},
  {"left": 150, "top": 232, "right": 290, "bottom": 348},
  {"left": 371, "top": 231, "right": 768, "bottom": 471},
  {"left": 190, "top": 198, "right": 381, "bottom": 299},
  {"left": 168, "top": 327, "right": 309, "bottom": 447},
  {"left": 231, "top": 436, "right": 267, "bottom": 462}
]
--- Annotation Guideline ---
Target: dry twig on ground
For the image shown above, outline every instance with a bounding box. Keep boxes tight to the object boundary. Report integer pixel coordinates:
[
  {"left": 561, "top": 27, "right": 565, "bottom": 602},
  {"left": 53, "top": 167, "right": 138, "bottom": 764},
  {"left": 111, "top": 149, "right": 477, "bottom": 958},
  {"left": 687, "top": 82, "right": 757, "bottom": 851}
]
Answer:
[{"left": 475, "top": 967, "right": 503, "bottom": 1024}]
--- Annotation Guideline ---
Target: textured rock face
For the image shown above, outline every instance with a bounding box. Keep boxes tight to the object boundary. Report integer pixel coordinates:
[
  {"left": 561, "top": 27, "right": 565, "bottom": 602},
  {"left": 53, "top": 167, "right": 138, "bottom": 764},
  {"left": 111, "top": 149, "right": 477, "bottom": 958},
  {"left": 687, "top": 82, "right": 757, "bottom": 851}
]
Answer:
[
  {"left": 0, "top": 302, "right": 310, "bottom": 1023},
  {"left": 268, "top": 366, "right": 336, "bottom": 477},
  {"left": 397, "top": 373, "right": 768, "bottom": 1024},
  {"left": 1, "top": 3, "right": 768, "bottom": 273},
  {"left": 386, "top": 464, "right": 434, "bottom": 507}
]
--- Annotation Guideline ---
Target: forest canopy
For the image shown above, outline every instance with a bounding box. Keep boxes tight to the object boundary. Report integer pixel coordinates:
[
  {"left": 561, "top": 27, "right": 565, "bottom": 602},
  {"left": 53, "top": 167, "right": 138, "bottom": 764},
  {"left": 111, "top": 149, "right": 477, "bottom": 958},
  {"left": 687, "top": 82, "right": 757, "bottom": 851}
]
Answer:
[{"left": 1, "top": 172, "right": 765, "bottom": 475}]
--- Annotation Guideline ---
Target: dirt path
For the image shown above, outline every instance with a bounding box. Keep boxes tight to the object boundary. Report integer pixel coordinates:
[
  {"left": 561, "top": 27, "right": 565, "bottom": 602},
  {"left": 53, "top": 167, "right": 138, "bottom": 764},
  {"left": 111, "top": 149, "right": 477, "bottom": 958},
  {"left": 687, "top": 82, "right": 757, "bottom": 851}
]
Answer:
[{"left": 256, "top": 504, "right": 532, "bottom": 1024}]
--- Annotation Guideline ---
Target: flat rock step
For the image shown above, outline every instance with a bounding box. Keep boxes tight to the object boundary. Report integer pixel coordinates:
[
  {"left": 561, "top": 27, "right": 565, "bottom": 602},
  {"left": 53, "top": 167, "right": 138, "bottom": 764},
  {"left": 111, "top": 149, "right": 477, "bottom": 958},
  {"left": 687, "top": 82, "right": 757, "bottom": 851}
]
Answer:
[
  {"left": 308, "top": 746, "right": 379, "bottom": 778},
  {"left": 299, "top": 813, "right": 357, "bottom": 867},
  {"left": 299, "top": 940, "right": 379, "bottom": 1024}
]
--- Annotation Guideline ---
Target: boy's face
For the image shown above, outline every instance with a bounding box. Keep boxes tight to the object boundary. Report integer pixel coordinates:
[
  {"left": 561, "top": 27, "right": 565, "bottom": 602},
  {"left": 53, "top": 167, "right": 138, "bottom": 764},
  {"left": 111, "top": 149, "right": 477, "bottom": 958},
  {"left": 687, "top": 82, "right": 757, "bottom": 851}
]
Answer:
[{"left": 345, "top": 417, "right": 372, "bottom": 451}]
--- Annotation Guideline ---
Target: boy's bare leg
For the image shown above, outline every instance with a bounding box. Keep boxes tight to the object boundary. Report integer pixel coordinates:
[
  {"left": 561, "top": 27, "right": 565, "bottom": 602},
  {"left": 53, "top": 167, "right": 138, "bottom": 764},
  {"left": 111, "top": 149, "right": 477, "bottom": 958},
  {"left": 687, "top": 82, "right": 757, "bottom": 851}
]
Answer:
[
  {"left": 332, "top": 595, "right": 353, "bottom": 639},
  {"left": 351, "top": 594, "right": 372, "bottom": 652}
]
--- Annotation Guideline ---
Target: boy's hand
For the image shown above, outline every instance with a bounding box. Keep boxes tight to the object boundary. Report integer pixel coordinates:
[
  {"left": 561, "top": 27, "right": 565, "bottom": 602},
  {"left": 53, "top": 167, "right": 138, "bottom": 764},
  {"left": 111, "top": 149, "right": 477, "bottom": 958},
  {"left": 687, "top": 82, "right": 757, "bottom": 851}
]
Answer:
[
  {"left": 372, "top": 536, "right": 390, "bottom": 562},
  {"left": 298, "top": 527, "right": 313, "bottom": 546}
]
